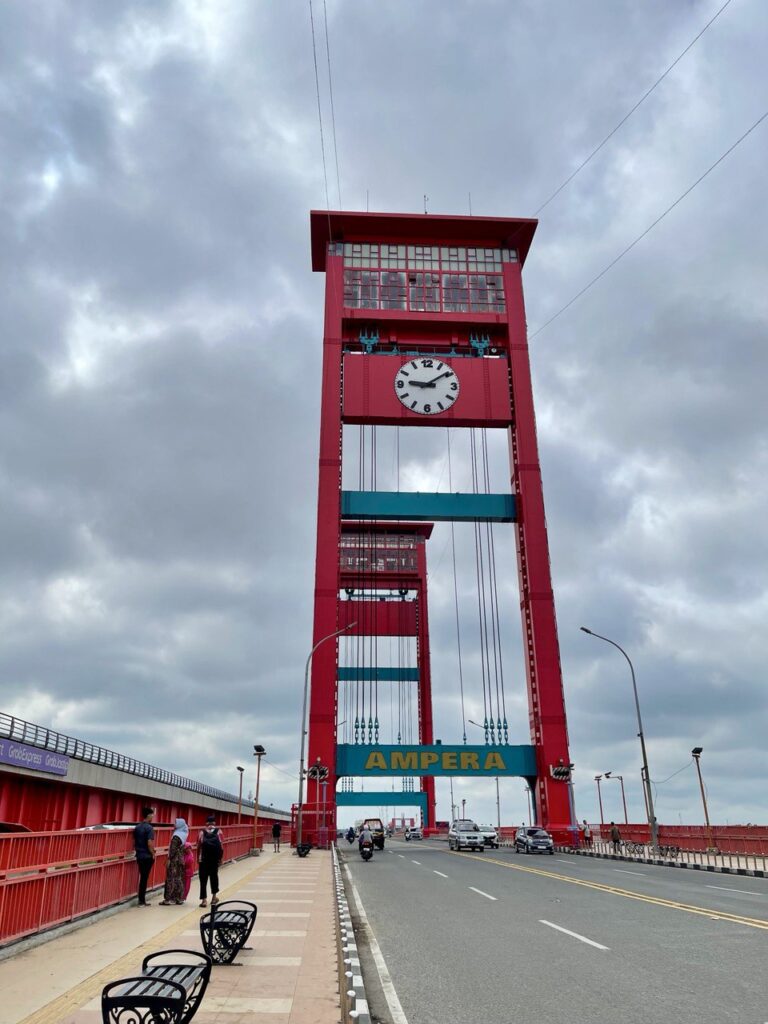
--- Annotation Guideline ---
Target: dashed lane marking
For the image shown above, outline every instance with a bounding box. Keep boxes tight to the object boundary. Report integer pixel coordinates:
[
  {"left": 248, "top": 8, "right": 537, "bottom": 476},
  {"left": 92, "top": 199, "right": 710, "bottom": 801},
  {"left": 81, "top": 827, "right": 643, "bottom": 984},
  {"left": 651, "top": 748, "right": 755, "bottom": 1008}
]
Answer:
[
  {"left": 469, "top": 886, "right": 497, "bottom": 901},
  {"left": 433, "top": 871, "right": 448, "bottom": 878},
  {"left": 540, "top": 920, "right": 609, "bottom": 950},
  {"left": 398, "top": 854, "right": 405, "bottom": 858},
  {"left": 411, "top": 860, "right": 421, "bottom": 865},
  {"left": 707, "top": 884, "right": 764, "bottom": 896},
  {"left": 614, "top": 869, "right": 646, "bottom": 876}
]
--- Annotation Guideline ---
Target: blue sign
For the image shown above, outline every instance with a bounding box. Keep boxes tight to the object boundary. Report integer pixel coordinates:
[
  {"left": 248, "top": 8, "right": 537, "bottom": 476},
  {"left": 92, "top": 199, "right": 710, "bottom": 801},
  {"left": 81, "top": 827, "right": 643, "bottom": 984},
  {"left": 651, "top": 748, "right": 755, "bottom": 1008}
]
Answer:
[
  {"left": 337, "top": 744, "right": 536, "bottom": 778},
  {"left": 0, "top": 739, "right": 69, "bottom": 776}
]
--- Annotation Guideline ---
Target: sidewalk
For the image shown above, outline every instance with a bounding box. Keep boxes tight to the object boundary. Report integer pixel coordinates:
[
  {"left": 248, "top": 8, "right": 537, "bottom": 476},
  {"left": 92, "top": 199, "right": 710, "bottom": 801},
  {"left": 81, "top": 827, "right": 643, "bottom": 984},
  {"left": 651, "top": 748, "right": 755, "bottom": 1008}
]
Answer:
[{"left": 5, "top": 849, "right": 340, "bottom": 1024}]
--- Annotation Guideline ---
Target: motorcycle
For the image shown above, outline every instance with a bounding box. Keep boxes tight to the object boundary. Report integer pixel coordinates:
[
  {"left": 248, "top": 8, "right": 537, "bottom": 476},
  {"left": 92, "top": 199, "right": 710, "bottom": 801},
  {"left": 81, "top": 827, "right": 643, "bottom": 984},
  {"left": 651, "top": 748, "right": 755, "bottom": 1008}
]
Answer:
[
  {"left": 346, "top": 830, "right": 355, "bottom": 844},
  {"left": 359, "top": 839, "right": 374, "bottom": 861}
]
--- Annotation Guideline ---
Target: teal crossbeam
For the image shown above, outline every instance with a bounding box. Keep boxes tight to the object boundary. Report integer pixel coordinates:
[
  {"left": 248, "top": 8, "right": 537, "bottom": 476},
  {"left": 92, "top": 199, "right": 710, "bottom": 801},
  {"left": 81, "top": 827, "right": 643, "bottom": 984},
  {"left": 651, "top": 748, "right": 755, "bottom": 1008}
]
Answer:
[
  {"left": 338, "top": 667, "right": 419, "bottom": 682},
  {"left": 341, "top": 491, "right": 515, "bottom": 523}
]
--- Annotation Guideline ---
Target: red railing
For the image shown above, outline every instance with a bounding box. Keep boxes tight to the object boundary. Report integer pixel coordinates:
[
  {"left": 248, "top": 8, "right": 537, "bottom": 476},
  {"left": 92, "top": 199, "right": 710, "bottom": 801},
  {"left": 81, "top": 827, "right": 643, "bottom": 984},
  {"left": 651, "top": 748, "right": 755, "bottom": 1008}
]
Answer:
[
  {"left": 589, "top": 823, "right": 768, "bottom": 856},
  {"left": 0, "top": 824, "right": 262, "bottom": 947}
]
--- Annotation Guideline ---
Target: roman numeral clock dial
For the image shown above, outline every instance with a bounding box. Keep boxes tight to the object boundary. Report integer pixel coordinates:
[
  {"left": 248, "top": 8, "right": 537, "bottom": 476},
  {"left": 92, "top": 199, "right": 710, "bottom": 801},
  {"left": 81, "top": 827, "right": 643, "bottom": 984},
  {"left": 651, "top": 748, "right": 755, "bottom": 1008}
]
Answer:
[{"left": 394, "top": 358, "right": 460, "bottom": 415}]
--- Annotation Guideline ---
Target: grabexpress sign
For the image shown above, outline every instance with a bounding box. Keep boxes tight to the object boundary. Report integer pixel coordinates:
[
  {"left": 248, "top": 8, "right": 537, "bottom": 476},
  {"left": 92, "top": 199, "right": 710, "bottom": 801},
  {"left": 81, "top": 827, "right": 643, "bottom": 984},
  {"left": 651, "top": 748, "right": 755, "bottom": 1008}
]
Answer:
[{"left": 0, "top": 739, "right": 69, "bottom": 776}]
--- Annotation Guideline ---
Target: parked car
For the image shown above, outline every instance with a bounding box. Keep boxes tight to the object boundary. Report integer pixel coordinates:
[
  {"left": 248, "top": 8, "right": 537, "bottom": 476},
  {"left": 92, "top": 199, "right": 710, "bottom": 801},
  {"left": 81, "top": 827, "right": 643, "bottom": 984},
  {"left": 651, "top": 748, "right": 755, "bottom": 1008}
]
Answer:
[
  {"left": 514, "top": 827, "right": 554, "bottom": 854},
  {"left": 448, "top": 819, "right": 485, "bottom": 851},
  {"left": 404, "top": 826, "right": 423, "bottom": 841},
  {"left": 477, "top": 824, "right": 499, "bottom": 849},
  {"left": 362, "top": 817, "right": 386, "bottom": 850}
]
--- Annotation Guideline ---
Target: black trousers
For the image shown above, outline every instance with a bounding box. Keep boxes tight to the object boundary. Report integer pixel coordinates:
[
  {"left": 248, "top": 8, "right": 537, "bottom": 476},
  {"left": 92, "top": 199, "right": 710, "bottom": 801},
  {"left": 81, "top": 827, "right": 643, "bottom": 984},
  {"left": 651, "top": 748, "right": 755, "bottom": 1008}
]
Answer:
[
  {"left": 199, "top": 860, "right": 220, "bottom": 900},
  {"left": 137, "top": 856, "right": 154, "bottom": 903}
]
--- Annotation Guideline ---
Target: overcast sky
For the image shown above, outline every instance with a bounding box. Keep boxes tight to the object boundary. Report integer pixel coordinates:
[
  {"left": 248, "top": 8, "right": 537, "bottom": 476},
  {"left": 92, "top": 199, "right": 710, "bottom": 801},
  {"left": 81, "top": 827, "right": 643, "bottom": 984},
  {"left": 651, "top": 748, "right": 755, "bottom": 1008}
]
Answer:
[{"left": 1, "top": 0, "right": 766, "bottom": 829}]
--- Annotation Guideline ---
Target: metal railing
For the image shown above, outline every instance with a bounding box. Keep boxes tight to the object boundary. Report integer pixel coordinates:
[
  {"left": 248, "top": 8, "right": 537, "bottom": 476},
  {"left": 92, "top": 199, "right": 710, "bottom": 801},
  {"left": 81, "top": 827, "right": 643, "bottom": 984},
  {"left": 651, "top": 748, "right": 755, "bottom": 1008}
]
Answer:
[{"left": 0, "top": 713, "right": 288, "bottom": 814}]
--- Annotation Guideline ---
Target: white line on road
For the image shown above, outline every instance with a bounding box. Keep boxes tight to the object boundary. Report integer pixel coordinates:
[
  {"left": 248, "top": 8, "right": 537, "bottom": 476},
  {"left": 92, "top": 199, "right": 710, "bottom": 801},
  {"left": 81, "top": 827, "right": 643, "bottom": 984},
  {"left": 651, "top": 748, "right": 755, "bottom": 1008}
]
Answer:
[
  {"left": 411, "top": 860, "right": 421, "bottom": 865},
  {"left": 539, "top": 920, "right": 609, "bottom": 950},
  {"left": 469, "top": 886, "right": 498, "bottom": 901},
  {"left": 398, "top": 854, "right": 405, "bottom": 858},
  {"left": 555, "top": 859, "right": 575, "bottom": 865},
  {"left": 706, "top": 884, "right": 763, "bottom": 896},
  {"left": 433, "top": 870, "right": 448, "bottom": 878},
  {"left": 614, "top": 869, "right": 646, "bottom": 876},
  {"left": 345, "top": 865, "right": 409, "bottom": 1024}
]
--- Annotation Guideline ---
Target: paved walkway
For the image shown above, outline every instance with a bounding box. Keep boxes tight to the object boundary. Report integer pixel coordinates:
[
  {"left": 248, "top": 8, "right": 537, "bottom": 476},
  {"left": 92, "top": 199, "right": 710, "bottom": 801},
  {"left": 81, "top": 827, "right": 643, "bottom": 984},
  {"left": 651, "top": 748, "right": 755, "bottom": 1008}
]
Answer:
[{"left": 5, "top": 849, "right": 340, "bottom": 1024}]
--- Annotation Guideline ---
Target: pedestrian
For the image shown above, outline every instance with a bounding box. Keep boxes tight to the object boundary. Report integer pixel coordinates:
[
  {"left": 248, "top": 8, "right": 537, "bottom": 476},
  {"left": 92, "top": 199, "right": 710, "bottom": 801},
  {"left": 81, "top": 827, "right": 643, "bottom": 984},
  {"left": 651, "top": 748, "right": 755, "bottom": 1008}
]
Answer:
[
  {"left": 133, "top": 806, "right": 156, "bottom": 907},
  {"left": 198, "top": 814, "right": 223, "bottom": 908},
  {"left": 183, "top": 838, "right": 196, "bottom": 902},
  {"left": 272, "top": 821, "right": 282, "bottom": 852},
  {"left": 160, "top": 818, "right": 188, "bottom": 905},
  {"left": 610, "top": 821, "right": 621, "bottom": 853},
  {"left": 582, "top": 819, "right": 592, "bottom": 847}
]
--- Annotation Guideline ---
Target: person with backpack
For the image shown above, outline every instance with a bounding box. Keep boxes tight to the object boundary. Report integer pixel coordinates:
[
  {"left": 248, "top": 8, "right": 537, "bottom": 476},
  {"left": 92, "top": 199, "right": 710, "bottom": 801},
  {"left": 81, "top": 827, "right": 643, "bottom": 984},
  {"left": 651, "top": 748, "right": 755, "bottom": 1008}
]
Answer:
[{"left": 198, "top": 814, "right": 223, "bottom": 908}]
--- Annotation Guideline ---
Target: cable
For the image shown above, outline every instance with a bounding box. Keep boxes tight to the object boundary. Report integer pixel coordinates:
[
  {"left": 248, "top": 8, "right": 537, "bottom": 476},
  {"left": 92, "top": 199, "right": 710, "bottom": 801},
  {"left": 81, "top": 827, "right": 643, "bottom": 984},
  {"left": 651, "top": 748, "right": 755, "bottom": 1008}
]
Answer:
[
  {"left": 531, "top": 106, "right": 768, "bottom": 339},
  {"left": 321, "top": 0, "right": 342, "bottom": 208},
  {"left": 308, "top": 1, "right": 331, "bottom": 212},
  {"left": 535, "top": 0, "right": 736, "bottom": 215},
  {"left": 447, "top": 432, "right": 467, "bottom": 743}
]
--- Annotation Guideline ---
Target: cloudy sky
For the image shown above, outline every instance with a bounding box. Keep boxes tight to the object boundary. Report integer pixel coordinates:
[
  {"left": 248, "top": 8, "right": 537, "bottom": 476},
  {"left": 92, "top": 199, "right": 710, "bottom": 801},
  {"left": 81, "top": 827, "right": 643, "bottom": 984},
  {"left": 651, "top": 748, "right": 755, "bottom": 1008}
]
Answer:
[{"left": 1, "top": 0, "right": 766, "bottom": 829}]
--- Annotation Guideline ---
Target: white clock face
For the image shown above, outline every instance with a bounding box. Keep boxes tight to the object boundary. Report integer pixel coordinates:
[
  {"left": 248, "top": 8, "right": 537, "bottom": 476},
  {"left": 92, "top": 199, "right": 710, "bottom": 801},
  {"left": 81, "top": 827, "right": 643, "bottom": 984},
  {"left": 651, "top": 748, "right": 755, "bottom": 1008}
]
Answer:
[{"left": 394, "top": 358, "right": 460, "bottom": 415}]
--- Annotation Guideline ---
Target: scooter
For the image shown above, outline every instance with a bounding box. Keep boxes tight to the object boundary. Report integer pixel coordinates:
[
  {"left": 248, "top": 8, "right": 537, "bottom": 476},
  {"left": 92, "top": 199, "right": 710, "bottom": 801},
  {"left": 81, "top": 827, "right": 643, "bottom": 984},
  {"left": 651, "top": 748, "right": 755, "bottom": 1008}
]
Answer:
[
  {"left": 346, "top": 830, "right": 355, "bottom": 844},
  {"left": 359, "top": 839, "right": 374, "bottom": 861}
]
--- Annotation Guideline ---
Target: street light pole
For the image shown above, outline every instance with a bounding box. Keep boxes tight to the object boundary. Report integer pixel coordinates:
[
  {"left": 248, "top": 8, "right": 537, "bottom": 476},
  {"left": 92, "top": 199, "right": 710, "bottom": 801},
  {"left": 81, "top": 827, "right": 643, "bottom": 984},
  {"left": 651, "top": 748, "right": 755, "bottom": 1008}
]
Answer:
[
  {"left": 581, "top": 627, "right": 659, "bottom": 849},
  {"left": 252, "top": 745, "right": 266, "bottom": 853},
  {"left": 236, "top": 766, "right": 245, "bottom": 824},
  {"left": 604, "top": 772, "right": 628, "bottom": 824},
  {"left": 594, "top": 774, "right": 605, "bottom": 825},
  {"left": 297, "top": 623, "right": 356, "bottom": 850},
  {"left": 468, "top": 719, "right": 502, "bottom": 828},
  {"left": 692, "top": 747, "right": 715, "bottom": 850}
]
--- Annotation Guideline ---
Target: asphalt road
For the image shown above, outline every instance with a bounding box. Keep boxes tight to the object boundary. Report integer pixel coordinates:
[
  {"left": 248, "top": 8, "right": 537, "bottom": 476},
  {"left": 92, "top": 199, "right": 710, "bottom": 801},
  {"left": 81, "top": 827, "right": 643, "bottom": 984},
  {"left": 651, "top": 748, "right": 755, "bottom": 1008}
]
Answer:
[{"left": 340, "top": 838, "right": 768, "bottom": 1024}]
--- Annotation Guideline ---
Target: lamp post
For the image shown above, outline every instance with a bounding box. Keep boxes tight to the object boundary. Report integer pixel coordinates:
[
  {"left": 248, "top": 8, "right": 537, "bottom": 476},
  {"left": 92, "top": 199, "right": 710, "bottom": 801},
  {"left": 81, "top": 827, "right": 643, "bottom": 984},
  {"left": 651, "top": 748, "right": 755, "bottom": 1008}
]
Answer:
[
  {"left": 297, "top": 623, "right": 356, "bottom": 850},
  {"left": 524, "top": 786, "right": 533, "bottom": 825},
  {"left": 581, "top": 627, "right": 658, "bottom": 849},
  {"left": 468, "top": 718, "right": 501, "bottom": 827},
  {"left": 252, "top": 745, "right": 266, "bottom": 853},
  {"left": 449, "top": 777, "right": 457, "bottom": 821},
  {"left": 692, "top": 747, "right": 715, "bottom": 850},
  {"left": 594, "top": 774, "right": 605, "bottom": 825},
  {"left": 236, "top": 766, "right": 245, "bottom": 824},
  {"left": 461, "top": 798, "right": 466, "bottom": 819},
  {"left": 604, "top": 772, "right": 628, "bottom": 824}
]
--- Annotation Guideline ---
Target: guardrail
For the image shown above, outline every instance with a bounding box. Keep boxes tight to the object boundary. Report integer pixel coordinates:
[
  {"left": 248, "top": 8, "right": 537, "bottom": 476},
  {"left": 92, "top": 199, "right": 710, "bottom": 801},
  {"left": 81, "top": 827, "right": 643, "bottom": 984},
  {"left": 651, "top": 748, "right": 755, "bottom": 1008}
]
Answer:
[
  {"left": 582, "top": 837, "right": 768, "bottom": 874},
  {"left": 589, "top": 823, "right": 768, "bottom": 857},
  {"left": 0, "top": 824, "right": 262, "bottom": 947}
]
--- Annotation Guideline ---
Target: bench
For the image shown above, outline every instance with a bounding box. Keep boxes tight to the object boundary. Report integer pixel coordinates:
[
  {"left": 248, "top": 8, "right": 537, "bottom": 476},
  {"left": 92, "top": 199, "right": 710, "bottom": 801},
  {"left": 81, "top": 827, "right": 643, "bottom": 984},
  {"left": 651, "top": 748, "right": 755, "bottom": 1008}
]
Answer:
[
  {"left": 199, "top": 899, "right": 258, "bottom": 965},
  {"left": 101, "top": 949, "right": 212, "bottom": 1024}
]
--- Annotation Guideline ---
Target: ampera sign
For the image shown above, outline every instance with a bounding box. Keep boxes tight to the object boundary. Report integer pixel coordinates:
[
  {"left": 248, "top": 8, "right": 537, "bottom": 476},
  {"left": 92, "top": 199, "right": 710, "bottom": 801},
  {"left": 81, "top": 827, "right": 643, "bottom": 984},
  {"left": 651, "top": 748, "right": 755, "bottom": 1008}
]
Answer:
[{"left": 0, "top": 739, "right": 69, "bottom": 777}]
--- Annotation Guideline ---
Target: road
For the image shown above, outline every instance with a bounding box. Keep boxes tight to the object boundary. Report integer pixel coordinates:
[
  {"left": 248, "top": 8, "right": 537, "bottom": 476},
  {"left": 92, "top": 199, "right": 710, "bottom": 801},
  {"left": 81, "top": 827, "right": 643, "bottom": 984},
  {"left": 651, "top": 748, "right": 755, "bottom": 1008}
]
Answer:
[{"left": 340, "top": 838, "right": 768, "bottom": 1024}]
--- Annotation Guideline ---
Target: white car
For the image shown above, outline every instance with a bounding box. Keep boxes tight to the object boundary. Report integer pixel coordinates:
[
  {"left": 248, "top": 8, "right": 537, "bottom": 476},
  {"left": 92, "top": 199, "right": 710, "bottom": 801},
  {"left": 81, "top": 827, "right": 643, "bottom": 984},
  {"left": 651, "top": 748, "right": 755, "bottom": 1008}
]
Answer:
[
  {"left": 477, "top": 824, "right": 499, "bottom": 849},
  {"left": 404, "top": 826, "right": 423, "bottom": 841},
  {"left": 448, "top": 819, "right": 485, "bottom": 851}
]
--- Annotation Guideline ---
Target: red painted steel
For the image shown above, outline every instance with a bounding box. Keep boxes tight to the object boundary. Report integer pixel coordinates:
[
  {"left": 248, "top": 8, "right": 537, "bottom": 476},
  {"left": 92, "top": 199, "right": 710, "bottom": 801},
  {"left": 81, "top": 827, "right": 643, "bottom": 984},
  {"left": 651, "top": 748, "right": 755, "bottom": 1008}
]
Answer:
[
  {"left": 338, "top": 600, "right": 418, "bottom": 636},
  {"left": 0, "top": 824, "right": 267, "bottom": 947},
  {"left": 591, "top": 822, "right": 768, "bottom": 857},
  {"left": 342, "top": 354, "right": 512, "bottom": 427},
  {"left": 415, "top": 545, "right": 436, "bottom": 829}
]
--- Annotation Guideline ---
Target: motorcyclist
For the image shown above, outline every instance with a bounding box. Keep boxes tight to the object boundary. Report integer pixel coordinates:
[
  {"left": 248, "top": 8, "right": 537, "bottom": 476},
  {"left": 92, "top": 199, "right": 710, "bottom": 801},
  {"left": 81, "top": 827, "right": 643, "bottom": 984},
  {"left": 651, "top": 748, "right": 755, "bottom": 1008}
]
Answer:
[
  {"left": 346, "top": 827, "right": 355, "bottom": 843},
  {"left": 358, "top": 825, "right": 373, "bottom": 850}
]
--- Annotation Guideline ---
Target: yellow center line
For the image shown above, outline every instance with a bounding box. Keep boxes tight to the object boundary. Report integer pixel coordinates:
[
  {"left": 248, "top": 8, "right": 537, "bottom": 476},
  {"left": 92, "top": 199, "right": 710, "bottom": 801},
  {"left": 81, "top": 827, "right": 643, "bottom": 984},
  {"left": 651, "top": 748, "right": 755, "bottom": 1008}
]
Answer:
[{"left": 448, "top": 852, "right": 768, "bottom": 932}]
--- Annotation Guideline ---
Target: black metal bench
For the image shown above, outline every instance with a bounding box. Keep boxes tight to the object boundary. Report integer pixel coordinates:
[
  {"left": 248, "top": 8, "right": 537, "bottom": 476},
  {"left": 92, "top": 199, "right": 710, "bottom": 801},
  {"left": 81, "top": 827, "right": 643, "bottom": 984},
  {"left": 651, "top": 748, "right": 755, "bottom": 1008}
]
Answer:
[
  {"left": 199, "top": 899, "right": 258, "bottom": 965},
  {"left": 101, "top": 949, "right": 212, "bottom": 1024}
]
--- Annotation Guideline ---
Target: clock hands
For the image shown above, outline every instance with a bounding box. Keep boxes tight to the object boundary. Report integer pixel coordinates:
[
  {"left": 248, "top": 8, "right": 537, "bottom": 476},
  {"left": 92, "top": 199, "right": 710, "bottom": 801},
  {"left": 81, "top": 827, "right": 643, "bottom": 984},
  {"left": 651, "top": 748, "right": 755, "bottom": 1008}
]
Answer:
[{"left": 426, "top": 370, "right": 453, "bottom": 385}]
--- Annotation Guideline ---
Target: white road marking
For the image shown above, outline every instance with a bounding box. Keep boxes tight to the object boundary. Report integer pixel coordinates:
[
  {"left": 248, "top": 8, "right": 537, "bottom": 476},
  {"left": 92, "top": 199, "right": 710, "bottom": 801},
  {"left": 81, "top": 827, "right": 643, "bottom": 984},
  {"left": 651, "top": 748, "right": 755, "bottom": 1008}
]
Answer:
[
  {"left": 555, "top": 859, "right": 575, "bottom": 865},
  {"left": 433, "top": 870, "right": 448, "bottom": 878},
  {"left": 398, "top": 854, "right": 405, "bottom": 858},
  {"left": 345, "top": 866, "right": 409, "bottom": 1024},
  {"left": 706, "top": 884, "right": 763, "bottom": 896},
  {"left": 411, "top": 860, "right": 421, "bottom": 865},
  {"left": 469, "top": 886, "right": 497, "bottom": 901},
  {"left": 614, "top": 869, "right": 646, "bottom": 876},
  {"left": 540, "top": 920, "right": 609, "bottom": 949}
]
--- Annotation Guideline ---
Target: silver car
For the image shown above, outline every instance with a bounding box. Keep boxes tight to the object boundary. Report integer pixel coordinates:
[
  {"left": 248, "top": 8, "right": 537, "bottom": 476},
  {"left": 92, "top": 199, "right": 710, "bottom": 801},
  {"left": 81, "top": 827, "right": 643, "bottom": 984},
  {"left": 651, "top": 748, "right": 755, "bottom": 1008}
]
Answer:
[{"left": 449, "top": 819, "right": 485, "bottom": 851}]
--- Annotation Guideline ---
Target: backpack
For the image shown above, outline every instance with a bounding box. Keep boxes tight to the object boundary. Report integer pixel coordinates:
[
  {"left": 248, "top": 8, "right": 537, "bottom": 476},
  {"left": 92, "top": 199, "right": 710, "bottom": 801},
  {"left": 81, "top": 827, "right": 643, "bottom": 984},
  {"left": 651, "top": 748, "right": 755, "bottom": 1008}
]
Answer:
[{"left": 200, "top": 827, "right": 222, "bottom": 861}]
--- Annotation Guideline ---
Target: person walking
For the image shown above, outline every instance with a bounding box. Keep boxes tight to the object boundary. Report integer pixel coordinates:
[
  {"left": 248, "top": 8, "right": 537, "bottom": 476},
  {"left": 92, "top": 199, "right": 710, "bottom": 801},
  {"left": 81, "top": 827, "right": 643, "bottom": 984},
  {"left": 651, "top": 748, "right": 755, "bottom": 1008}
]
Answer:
[
  {"left": 160, "top": 818, "right": 188, "bottom": 905},
  {"left": 582, "top": 819, "right": 592, "bottom": 847},
  {"left": 182, "top": 838, "right": 196, "bottom": 902},
  {"left": 610, "top": 821, "right": 621, "bottom": 853},
  {"left": 133, "top": 806, "right": 156, "bottom": 907},
  {"left": 271, "top": 821, "right": 282, "bottom": 852},
  {"left": 198, "top": 814, "right": 223, "bottom": 908}
]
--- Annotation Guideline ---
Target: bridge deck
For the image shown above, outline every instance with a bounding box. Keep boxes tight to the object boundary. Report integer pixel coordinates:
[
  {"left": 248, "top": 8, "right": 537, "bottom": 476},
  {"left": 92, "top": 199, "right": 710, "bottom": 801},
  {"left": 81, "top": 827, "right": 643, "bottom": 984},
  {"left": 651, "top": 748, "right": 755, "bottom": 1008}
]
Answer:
[{"left": 1, "top": 850, "right": 339, "bottom": 1024}]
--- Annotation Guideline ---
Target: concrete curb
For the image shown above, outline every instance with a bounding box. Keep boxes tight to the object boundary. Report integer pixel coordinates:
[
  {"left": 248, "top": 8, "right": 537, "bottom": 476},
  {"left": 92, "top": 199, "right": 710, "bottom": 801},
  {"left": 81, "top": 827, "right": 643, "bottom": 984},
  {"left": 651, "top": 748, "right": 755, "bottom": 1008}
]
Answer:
[
  {"left": 556, "top": 846, "right": 767, "bottom": 878},
  {"left": 332, "top": 845, "right": 371, "bottom": 1024}
]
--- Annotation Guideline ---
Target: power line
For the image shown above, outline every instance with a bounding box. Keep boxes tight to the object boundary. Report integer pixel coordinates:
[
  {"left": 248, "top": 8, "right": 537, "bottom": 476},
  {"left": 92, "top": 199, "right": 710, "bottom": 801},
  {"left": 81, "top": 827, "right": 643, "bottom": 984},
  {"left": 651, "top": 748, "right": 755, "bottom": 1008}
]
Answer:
[
  {"left": 535, "top": 0, "right": 736, "bottom": 215},
  {"left": 308, "top": 0, "right": 331, "bottom": 211},
  {"left": 322, "top": 0, "right": 342, "bottom": 208},
  {"left": 530, "top": 106, "right": 768, "bottom": 339}
]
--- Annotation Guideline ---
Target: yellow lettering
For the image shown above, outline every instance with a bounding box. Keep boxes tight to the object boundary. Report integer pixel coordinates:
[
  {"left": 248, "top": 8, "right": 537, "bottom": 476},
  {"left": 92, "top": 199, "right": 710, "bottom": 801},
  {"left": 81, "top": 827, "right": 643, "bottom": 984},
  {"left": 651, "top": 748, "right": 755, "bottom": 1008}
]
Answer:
[
  {"left": 420, "top": 752, "right": 439, "bottom": 769},
  {"left": 442, "top": 751, "right": 458, "bottom": 770},
  {"left": 484, "top": 752, "right": 506, "bottom": 771},
  {"left": 364, "top": 752, "right": 387, "bottom": 770},
  {"left": 392, "top": 751, "right": 418, "bottom": 771},
  {"left": 460, "top": 752, "right": 480, "bottom": 771}
]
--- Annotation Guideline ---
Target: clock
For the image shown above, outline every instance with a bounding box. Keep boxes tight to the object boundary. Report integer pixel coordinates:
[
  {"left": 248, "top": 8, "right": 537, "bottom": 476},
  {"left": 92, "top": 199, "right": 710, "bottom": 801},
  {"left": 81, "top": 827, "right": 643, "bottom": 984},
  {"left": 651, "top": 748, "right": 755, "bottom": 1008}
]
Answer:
[{"left": 394, "top": 358, "right": 460, "bottom": 415}]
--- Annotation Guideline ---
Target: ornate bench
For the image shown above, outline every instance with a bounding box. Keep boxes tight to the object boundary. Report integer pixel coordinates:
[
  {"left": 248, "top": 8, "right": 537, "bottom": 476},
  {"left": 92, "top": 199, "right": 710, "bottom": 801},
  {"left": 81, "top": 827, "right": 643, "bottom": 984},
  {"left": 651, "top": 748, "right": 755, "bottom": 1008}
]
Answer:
[
  {"left": 101, "top": 949, "right": 212, "bottom": 1024},
  {"left": 199, "top": 899, "right": 258, "bottom": 965}
]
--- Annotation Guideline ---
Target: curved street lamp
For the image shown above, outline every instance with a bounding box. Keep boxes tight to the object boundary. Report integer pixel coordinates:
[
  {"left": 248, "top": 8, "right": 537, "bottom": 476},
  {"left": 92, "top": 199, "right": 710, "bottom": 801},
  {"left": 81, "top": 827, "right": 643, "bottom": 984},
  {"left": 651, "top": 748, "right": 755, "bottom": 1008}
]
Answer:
[{"left": 604, "top": 771, "right": 628, "bottom": 824}]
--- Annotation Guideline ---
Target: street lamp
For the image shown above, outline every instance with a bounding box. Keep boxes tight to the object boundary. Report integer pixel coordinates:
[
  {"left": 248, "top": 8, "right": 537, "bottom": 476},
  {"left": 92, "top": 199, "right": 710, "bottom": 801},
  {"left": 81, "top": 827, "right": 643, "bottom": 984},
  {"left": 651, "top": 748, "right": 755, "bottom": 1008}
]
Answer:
[
  {"left": 691, "top": 747, "right": 715, "bottom": 850},
  {"left": 236, "top": 766, "right": 245, "bottom": 824},
  {"left": 297, "top": 623, "right": 356, "bottom": 850},
  {"left": 604, "top": 772, "right": 628, "bottom": 824},
  {"left": 252, "top": 745, "right": 266, "bottom": 853},
  {"left": 581, "top": 627, "right": 659, "bottom": 849},
  {"left": 594, "top": 774, "right": 605, "bottom": 825},
  {"left": 468, "top": 719, "right": 501, "bottom": 827},
  {"left": 524, "top": 785, "right": 533, "bottom": 825}
]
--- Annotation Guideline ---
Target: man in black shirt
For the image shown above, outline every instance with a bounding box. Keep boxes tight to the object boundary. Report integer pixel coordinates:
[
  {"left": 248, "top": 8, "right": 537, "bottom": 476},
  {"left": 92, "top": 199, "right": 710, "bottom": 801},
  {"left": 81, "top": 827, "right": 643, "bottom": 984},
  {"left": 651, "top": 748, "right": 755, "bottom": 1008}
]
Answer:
[{"left": 133, "top": 806, "right": 156, "bottom": 906}]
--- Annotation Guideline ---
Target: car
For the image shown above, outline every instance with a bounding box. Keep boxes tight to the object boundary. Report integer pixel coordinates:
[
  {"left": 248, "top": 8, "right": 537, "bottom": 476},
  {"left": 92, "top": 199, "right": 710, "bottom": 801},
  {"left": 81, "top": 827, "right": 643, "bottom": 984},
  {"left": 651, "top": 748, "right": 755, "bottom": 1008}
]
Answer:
[
  {"left": 362, "top": 817, "right": 386, "bottom": 850},
  {"left": 477, "top": 824, "right": 499, "bottom": 849},
  {"left": 448, "top": 819, "right": 485, "bottom": 851},
  {"left": 514, "top": 827, "right": 554, "bottom": 854},
  {"left": 404, "top": 826, "right": 423, "bottom": 841}
]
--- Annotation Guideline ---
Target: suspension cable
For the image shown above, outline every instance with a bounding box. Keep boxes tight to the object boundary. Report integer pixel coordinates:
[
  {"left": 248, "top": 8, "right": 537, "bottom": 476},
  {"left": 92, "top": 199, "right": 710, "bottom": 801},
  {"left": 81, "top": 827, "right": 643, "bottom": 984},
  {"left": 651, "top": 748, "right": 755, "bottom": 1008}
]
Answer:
[{"left": 447, "top": 431, "right": 467, "bottom": 743}]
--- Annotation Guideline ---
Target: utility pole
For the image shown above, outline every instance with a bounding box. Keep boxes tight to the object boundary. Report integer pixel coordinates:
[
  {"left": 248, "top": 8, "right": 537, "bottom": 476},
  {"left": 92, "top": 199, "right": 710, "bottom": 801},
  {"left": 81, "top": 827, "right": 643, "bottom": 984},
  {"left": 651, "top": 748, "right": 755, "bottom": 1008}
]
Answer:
[
  {"left": 252, "top": 745, "right": 266, "bottom": 854},
  {"left": 236, "top": 766, "right": 244, "bottom": 824},
  {"left": 594, "top": 774, "right": 605, "bottom": 825},
  {"left": 692, "top": 747, "right": 715, "bottom": 850}
]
